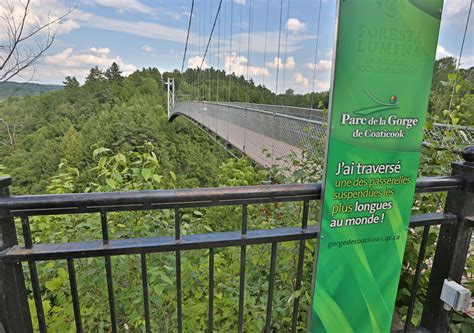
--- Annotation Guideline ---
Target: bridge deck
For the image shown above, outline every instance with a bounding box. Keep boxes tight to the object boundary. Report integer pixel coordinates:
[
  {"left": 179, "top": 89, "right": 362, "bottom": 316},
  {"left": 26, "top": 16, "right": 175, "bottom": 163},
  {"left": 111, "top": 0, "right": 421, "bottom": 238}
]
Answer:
[{"left": 198, "top": 113, "right": 302, "bottom": 169}]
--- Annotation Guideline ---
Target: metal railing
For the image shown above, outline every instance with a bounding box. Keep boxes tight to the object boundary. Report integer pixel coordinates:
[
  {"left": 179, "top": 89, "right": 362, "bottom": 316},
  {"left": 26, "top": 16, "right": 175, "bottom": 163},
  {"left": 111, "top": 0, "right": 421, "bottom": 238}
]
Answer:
[
  {"left": 168, "top": 101, "right": 473, "bottom": 170},
  {"left": 0, "top": 149, "right": 473, "bottom": 332}
]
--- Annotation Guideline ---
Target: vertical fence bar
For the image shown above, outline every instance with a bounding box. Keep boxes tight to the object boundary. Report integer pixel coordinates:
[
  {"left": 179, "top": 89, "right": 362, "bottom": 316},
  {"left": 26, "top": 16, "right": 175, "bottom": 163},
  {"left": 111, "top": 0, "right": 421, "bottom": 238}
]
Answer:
[
  {"left": 28, "top": 260, "right": 47, "bottom": 333},
  {"left": 100, "top": 211, "right": 109, "bottom": 244},
  {"left": 264, "top": 242, "right": 278, "bottom": 333},
  {"left": 237, "top": 204, "right": 248, "bottom": 333},
  {"left": 141, "top": 254, "right": 151, "bottom": 333},
  {"left": 291, "top": 200, "right": 309, "bottom": 332},
  {"left": 101, "top": 211, "right": 117, "bottom": 333},
  {"left": 0, "top": 177, "right": 32, "bottom": 333},
  {"left": 175, "top": 208, "right": 183, "bottom": 333},
  {"left": 67, "top": 258, "right": 83, "bottom": 333},
  {"left": 208, "top": 248, "right": 214, "bottom": 333},
  {"left": 404, "top": 225, "right": 430, "bottom": 331},
  {"left": 21, "top": 215, "right": 47, "bottom": 333},
  {"left": 104, "top": 257, "right": 116, "bottom": 333},
  {"left": 421, "top": 149, "right": 474, "bottom": 331},
  {"left": 20, "top": 216, "right": 33, "bottom": 248}
]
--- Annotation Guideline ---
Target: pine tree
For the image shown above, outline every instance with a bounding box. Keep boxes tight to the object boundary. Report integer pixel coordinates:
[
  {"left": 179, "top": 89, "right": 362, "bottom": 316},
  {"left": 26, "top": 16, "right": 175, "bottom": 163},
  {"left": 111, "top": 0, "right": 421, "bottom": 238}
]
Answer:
[
  {"left": 63, "top": 76, "right": 80, "bottom": 89},
  {"left": 85, "top": 66, "right": 105, "bottom": 84},
  {"left": 105, "top": 62, "right": 123, "bottom": 81}
]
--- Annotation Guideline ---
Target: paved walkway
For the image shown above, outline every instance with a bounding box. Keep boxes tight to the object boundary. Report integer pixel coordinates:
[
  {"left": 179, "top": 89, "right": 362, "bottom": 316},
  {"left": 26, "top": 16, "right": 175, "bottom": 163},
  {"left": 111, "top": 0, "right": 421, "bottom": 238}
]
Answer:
[{"left": 197, "top": 114, "right": 303, "bottom": 169}]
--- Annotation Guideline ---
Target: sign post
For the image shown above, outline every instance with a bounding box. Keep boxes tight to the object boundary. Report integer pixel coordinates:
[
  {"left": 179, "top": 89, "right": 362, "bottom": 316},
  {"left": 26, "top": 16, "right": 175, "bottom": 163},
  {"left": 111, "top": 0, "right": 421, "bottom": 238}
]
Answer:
[{"left": 311, "top": 1, "right": 444, "bottom": 331}]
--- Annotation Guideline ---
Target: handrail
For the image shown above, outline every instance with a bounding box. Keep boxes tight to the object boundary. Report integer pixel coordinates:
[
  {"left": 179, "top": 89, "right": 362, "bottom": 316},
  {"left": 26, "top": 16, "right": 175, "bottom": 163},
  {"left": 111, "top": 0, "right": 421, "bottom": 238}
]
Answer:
[
  {"left": 198, "top": 101, "right": 325, "bottom": 125},
  {"left": 0, "top": 176, "right": 463, "bottom": 215}
]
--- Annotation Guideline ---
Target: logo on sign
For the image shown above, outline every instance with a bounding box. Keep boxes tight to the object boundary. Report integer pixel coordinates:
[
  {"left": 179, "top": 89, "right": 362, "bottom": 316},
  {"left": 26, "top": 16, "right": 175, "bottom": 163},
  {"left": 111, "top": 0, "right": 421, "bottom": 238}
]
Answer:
[{"left": 354, "top": 88, "right": 399, "bottom": 115}]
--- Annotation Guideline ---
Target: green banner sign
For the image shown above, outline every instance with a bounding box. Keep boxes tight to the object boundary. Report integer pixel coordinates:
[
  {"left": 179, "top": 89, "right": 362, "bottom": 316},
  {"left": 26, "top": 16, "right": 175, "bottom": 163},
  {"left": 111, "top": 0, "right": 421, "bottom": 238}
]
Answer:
[{"left": 311, "top": 1, "right": 443, "bottom": 332}]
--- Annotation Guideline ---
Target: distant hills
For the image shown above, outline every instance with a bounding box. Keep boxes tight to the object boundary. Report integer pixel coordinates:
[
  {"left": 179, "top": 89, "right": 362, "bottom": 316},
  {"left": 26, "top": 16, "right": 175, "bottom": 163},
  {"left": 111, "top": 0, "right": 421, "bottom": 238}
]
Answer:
[{"left": 0, "top": 82, "right": 63, "bottom": 100}]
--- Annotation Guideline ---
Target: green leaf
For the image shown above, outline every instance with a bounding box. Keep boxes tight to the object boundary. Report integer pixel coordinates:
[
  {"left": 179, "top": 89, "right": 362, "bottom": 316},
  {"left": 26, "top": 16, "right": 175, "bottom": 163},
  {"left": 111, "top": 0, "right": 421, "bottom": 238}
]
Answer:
[
  {"left": 93, "top": 147, "right": 111, "bottom": 159},
  {"left": 115, "top": 153, "right": 127, "bottom": 165},
  {"left": 45, "top": 277, "right": 62, "bottom": 291},
  {"left": 169, "top": 170, "right": 176, "bottom": 182},
  {"left": 142, "top": 168, "right": 152, "bottom": 181},
  {"left": 106, "top": 178, "right": 116, "bottom": 189},
  {"left": 193, "top": 210, "right": 203, "bottom": 217},
  {"left": 153, "top": 174, "right": 163, "bottom": 183}
]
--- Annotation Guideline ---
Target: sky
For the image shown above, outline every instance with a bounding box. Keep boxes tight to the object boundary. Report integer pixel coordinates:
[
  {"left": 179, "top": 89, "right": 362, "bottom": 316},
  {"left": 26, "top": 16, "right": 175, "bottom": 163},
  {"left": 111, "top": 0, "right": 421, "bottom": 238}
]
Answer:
[{"left": 2, "top": 0, "right": 473, "bottom": 93}]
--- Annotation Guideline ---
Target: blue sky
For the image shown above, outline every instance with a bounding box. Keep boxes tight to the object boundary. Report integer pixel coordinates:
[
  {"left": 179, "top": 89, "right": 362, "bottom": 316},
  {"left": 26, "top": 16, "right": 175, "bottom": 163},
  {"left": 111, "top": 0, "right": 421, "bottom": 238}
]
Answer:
[{"left": 7, "top": 0, "right": 473, "bottom": 93}]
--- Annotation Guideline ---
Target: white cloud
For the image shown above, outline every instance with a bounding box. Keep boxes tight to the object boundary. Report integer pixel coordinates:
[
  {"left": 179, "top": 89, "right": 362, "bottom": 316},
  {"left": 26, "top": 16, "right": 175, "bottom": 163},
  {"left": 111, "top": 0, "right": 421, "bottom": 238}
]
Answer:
[
  {"left": 224, "top": 53, "right": 269, "bottom": 77},
  {"left": 33, "top": 47, "right": 136, "bottom": 82},
  {"left": 440, "top": 0, "right": 474, "bottom": 36},
  {"left": 436, "top": 45, "right": 453, "bottom": 59},
  {"left": 141, "top": 45, "right": 153, "bottom": 53},
  {"left": 234, "top": 0, "right": 246, "bottom": 5},
  {"left": 315, "top": 80, "right": 330, "bottom": 91},
  {"left": 188, "top": 56, "right": 208, "bottom": 69},
  {"left": 435, "top": 45, "right": 474, "bottom": 68},
  {"left": 286, "top": 18, "right": 307, "bottom": 33},
  {"left": 93, "top": 0, "right": 153, "bottom": 14},
  {"left": 77, "top": 12, "right": 189, "bottom": 44},
  {"left": 443, "top": 0, "right": 469, "bottom": 19},
  {"left": 305, "top": 60, "right": 332, "bottom": 72},
  {"left": 266, "top": 57, "right": 295, "bottom": 70},
  {"left": 0, "top": 0, "right": 80, "bottom": 40},
  {"left": 293, "top": 73, "right": 309, "bottom": 87}
]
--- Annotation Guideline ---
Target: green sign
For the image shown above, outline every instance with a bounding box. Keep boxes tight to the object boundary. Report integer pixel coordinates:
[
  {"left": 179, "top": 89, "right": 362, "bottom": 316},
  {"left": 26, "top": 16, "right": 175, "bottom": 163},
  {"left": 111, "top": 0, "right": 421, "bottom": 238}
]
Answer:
[{"left": 311, "top": 1, "right": 443, "bottom": 332}]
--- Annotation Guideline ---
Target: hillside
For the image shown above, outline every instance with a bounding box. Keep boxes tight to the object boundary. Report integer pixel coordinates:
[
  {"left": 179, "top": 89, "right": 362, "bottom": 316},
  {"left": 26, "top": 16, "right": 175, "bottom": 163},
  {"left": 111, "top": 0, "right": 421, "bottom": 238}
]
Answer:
[{"left": 0, "top": 81, "right": 63, "bottom": 100}]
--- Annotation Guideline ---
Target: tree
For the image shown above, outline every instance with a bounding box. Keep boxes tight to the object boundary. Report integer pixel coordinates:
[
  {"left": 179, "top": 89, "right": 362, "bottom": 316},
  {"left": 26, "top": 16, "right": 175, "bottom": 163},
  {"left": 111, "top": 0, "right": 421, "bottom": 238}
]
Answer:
[
  {"left": 85, "top": 66, "right": 105, "bottom": 84},
  {"left": 105, "top": 62, "right": 123, "bottom": 81},
  {"left": 0, "top": 0, "right": 74, "bottom": 84},
  {"left": 63, "top": 76, "right": 80, "bottom": 89}
]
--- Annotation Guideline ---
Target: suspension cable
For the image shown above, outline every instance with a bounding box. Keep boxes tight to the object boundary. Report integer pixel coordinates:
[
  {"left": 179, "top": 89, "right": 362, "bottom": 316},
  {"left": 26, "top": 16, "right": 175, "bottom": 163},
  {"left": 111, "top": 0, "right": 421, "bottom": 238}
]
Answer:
[
  {"left": 448, "top": 0, "right": 472, "bottom": 111},
  {"left": 261, "top": 0, "right": 270, "bottom": 103},
  {"left": 228, "top": 0, "right": 234, "bottom": 102},
  {"left": 216, "top": 0, "right": 221, "bottom": 102},
  {"left": 181, "top": 0, "right": 195, "bottom": 73},
  {"left": 243, "top": 0, "right": 253, "bottom": 153},
  {"left": 245, "top": 0, "right": 253, "bottom": 104},
  {"left": 199, "top": 0, "right": 223, "bottom": 70},
  {"left": 274, "top": 0, "right": 284, "bottom": 104},
  {"left": 227, "top": 0, "right": 233, "bottom": 142},
  {"left": 281, "top": 0, "right": 291, "bottom": 100},
  {"left": 208, "top": 0, "right": 213, "bottom": 101},
  {"left": 310, "top": 0, "right": 323, "bottom": 110},
  {"left": 237, "top": 2, "right": 244, "bottom": 99}
]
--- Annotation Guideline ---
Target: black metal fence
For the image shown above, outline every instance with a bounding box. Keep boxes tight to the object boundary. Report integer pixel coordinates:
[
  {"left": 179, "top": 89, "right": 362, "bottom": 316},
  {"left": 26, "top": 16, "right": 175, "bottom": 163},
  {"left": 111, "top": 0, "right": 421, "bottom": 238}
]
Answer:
[{"left": 0, "top": 150, "right": 473, "bottom": 333}]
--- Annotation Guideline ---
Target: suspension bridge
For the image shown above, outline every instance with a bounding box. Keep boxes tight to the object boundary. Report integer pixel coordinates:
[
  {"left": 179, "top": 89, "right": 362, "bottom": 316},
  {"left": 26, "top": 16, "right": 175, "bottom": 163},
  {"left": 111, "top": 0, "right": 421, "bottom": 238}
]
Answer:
[
  {"left": 167, "top": 93, "right": 474, "bottom": 169},
  {"left": 166, "top": 0, "right": 473, "bottom": 170}
]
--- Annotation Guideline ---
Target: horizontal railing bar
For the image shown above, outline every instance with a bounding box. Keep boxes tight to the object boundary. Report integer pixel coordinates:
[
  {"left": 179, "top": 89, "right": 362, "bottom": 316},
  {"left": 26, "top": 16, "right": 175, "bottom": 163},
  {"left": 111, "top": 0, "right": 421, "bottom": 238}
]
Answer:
[
  {"left": 0, "top": 183, "right": 320, "bottom": 214},
  {"left": 415, "top": 176, "right": 464, "bottom": 193},
  {"left": 227, "top": 102, "right": 324, "bottom": 114},
  {"left": 0, "top": 212, "right": 461, "bottom": 262},
  {"left": 0, "top": 177, "right": 463, "bottom": 216},
  {"left": 6, "top": 195, "right": 319, "bottom": 217},
  {"left": 202, "top": 101, "right": 325, "bottom": 125},
  {"left": 0, "top": 226, "right": 319, "bottom": 262},
  {"left": 409, "top": 213, "right": 457, "bottom": 228}
]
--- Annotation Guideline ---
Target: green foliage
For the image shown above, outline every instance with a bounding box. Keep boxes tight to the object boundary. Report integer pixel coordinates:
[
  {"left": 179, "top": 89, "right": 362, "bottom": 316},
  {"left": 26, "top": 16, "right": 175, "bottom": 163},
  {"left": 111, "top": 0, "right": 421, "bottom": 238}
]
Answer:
[
  {"left": 0, "top": 65, "right": 231, "bottom": 194},
  {"left": 25, "top": 145, "right": 317, "bottom": 332}
]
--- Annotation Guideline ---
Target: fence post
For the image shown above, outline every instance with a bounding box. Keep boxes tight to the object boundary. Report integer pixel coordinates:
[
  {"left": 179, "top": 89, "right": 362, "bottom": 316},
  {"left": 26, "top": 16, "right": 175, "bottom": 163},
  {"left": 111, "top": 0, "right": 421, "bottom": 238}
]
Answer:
[
  {"left": 0, "top": 177, "right": 33, "bottom": 333},
  {"left": 420, "top": 146, "right": 474, "bottom": 332}
]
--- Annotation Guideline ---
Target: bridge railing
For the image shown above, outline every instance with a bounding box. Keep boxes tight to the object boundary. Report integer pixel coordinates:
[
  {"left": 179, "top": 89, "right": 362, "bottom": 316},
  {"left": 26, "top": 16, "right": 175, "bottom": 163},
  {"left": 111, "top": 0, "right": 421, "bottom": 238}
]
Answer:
[
  {"left": 170, "top": 101, "right": 473, "bottom": 153},
  {"left": 0, "top": 148, "right": 473, "bottom": 332},
  {"left": 170, "top": 101, "right": 326, "bottom": 167}
]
